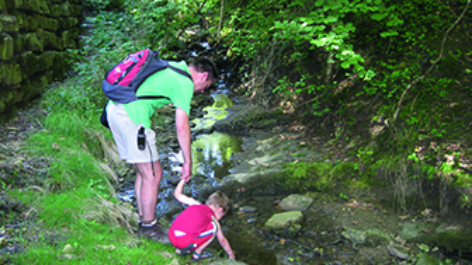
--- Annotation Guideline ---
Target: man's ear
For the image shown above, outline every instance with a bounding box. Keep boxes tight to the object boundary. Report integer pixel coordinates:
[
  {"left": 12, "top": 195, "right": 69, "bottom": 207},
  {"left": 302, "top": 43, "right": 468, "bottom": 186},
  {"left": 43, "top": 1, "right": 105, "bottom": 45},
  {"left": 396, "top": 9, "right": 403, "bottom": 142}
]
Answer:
[{"left": 200, "top": 72, "right": 208, "bottom": 81}]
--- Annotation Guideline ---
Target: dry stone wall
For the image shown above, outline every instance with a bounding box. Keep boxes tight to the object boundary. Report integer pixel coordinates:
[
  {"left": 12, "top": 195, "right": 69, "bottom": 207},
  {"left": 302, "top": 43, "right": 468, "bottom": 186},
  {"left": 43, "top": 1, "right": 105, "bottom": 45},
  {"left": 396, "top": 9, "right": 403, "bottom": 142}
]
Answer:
[{"left": 0, "top": 0, "right": 83, "bottom": 123}]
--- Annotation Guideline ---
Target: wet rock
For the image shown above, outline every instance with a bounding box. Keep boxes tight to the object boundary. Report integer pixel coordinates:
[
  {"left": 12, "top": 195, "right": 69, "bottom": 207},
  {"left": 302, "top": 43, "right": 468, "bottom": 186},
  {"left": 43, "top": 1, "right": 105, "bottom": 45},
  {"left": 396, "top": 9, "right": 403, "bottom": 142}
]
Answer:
[
  {"left": 156, "top": 200, "right": 184, "bottom": 220},
  {"left": 264, "top": 211, "right": 303, "bottom": 238},
  {"left": 240, "top": 206, "right": 257, "bottom": 213},
  {"left": 364, "top": 228, "right": 394, "bottom": 247},
  {"left": 341, "top": 227, "right": 367, "bottom": 244},
  {"left": 278, "top": 194, "right": 313, "bottom": 211},
  {"left": 247, "top": 218, "right": 257, "bottom": 224},
  {"left": 415, "top": 253, "right": 441, "bottom": 265},
  {"left": 398, "top": 222, "right": 434, "bottom": 241},
  {"left": 387, "top": 244, "right": 409, "bottom": 260}
]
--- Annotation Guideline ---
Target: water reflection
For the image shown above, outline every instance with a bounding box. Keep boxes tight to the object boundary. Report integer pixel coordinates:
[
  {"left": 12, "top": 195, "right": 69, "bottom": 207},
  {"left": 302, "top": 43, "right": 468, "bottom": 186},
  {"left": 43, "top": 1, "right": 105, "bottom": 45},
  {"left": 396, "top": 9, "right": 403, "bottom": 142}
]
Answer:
[{"left": 192, "top": 132, "right": 243, "bottom": 179}]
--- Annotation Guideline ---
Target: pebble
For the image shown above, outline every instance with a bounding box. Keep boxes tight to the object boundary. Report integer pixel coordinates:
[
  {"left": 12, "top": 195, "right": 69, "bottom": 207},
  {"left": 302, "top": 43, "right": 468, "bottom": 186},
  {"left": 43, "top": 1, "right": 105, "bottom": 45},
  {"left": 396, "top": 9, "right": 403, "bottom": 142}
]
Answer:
[
  {"left": 387, "top": 244, "right": 409, "bottom": 260},
  {"left": 240, "top": 206, "right": 257, "bottom": 213},
  {"left": 247, "top": 218, "right": 258, "bottom": 224}
]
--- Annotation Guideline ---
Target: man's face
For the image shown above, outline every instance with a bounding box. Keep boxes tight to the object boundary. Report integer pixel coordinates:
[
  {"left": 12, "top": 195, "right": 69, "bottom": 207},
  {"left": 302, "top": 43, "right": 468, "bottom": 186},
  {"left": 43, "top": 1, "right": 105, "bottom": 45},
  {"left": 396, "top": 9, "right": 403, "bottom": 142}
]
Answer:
[{"left": 194, "top": 72, "right": 214, "bottom": 93}]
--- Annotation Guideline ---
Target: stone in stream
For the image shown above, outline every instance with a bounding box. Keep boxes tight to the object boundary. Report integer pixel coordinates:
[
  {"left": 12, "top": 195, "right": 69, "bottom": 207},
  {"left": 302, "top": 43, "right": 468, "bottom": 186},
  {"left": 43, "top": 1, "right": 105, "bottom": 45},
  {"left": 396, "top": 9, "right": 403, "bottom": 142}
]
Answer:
[
  {"left": 247, "top": 218, "right": 258, "bottom": 224},
  {"left": 387, "top": 244, "right": 409, "bottom": 260},
  {"left": 239, "top": 205, "right": 257, "bottom": 213},
  {"left": 263, "top": 211, "right": 303, "bottom": 238},
  {"left": 278, "top": 194, "right": 313, "bottom": 211},
  {"left": 341, "top": 227, "right": 393, "bottom": 247},
  {"left": 341, "top": 227, "right": 367, "bottom": 244}
]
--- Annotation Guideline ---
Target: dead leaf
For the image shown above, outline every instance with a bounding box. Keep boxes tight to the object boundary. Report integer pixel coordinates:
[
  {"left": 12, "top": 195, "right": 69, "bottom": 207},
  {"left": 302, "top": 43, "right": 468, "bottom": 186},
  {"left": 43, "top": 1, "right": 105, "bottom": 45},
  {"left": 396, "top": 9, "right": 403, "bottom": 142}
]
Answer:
[
  {"left": 421, "top": 208, "right": 432, "bottom": 216},
  {"left": 52, "top": 142, "right": 60, "bottom": 150},
  {"left": 395, "top": 236, "right": 406, "bottom": 245},
  {"left": 399, "top": 215, "right": 410, "bottom": 220},
  {"left": 13, "top": 157, "right": 25, "bottom": 165}
]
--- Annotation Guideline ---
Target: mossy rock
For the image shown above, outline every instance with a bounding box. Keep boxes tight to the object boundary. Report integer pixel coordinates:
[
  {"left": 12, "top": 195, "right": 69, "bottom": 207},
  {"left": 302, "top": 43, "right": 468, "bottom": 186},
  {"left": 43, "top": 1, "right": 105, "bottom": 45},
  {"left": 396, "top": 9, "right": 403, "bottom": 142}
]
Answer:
[
  {"left": 284, "top": 162, "right": 333, "bottom": 192},
  {"left": 69, "top": 3, "right": 83, "bottom": 17},
  {"left": 25, "top": 14, "right": 40, "bottom": 31},
  {"left": 416, "top": 229, "right": 472, "bottom": 252},
  {"left": 63, "top": 17, "right": 79, "bottom": 29},
  {"left": 21, "top": 0, "right": 50, "bottom": 14},
  {"left": 39, "top": 16, "right": 59, "bottom": 31},
  {"left": 18, "top": 51, "right": 48, "bottom": 75},
  {"left": 0, "top": 91, "right": 13, "bottom": 113},
  {"left": 219, "top": 168, "right": 287, "bottom": 196},
  {"left": 11, "top": 11, "right": 25, "bottom": 29},
  {"left": 62, "top": 30, "right": 78, "bottom": 49},
  {"left": 43, "top": 31, "right": 62, "bottom": 50},
  {"left": 264, "top": 211, "right": 303, "bottom": 238},
  {"left": 50, "top": 3, "right": 63, "bottom": 17},
  {"left": 0, "top": 33, "right": 14, "bottom": 60},
  {"left": 330, "top": 162, "right": 355, "bottom": 181},
  {"left": 24, "top": 31, "right": 43, "bottom": 51},
  {"left": 0, "top": 62, "right": 22, "bottom": 85},
  {"left": 0, "top": 14, "right": 19, "bottom": 32}
]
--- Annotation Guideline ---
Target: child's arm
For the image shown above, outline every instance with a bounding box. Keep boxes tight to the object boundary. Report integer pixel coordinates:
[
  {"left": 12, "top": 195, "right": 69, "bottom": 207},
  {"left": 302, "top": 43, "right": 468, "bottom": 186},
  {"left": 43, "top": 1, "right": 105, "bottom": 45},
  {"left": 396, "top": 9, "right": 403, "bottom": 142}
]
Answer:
[
  {"left": 174, "top": 178, "right": 200, "bottom": 206},
  {"left": 214, "top": 217, "right": 235, "bottom": 260}
]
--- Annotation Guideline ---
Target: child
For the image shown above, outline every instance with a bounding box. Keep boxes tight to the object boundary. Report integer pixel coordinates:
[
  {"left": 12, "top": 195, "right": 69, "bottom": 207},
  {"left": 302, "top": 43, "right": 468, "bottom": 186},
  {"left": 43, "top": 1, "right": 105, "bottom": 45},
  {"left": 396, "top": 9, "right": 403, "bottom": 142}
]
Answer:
[{"left": 168, "top": 178, "right": 236, "bottom": 262}]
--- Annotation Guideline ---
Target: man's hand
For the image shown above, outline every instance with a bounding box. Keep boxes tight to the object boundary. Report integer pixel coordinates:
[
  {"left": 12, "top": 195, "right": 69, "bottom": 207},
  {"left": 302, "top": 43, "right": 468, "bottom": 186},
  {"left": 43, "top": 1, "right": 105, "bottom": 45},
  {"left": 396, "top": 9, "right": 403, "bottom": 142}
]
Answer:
[{"left": 180, "top": 162, "right": 191, "bottom": 182}]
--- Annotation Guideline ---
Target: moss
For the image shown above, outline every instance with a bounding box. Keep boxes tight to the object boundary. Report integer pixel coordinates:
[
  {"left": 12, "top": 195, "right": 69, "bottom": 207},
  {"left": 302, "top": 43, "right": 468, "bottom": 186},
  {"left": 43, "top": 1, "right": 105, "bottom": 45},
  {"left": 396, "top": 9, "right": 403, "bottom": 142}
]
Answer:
[
  {"left": 0, "top": 33, "right": 13, "bottom": 60},
  {"left": 283, "top": 162, "right": 334, "bottom": 192},
  {"left": 330, "top": 162, "right": 355, "bottom": 181},
  {"left": 244, "top": 109, "right": 284, "bottom": 122},
  {"left": 344, "top": 179, "right": 372, "bottom": 189},
  {"left": 415, "top": 230, "right": 472, "bottom": 252}
]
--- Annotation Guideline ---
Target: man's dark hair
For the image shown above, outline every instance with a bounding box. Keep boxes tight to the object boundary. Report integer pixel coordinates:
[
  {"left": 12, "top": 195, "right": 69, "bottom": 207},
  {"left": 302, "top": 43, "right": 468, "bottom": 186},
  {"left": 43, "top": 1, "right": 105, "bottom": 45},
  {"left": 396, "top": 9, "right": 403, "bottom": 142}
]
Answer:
[{"left": 190, "top": 58, "right": 218, "bottom": 81}]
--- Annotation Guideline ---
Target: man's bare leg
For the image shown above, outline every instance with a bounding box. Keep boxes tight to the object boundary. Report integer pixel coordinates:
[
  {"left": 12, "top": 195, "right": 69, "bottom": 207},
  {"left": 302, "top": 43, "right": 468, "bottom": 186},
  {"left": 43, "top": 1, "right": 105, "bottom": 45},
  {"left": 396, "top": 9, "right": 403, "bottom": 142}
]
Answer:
[
  {"left": 134, "top": 160, "right": 162, "bottom": 222},
  {"left": 134, "top": 170, "right": 143, "bottom": 219}
]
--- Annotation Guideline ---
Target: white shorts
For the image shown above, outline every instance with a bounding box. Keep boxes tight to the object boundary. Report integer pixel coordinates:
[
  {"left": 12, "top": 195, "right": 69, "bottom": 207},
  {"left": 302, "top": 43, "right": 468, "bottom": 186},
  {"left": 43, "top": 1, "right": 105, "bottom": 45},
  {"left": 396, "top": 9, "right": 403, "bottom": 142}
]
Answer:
[{"left": 107, "top": 103, "right": 159, "bottom": 164}]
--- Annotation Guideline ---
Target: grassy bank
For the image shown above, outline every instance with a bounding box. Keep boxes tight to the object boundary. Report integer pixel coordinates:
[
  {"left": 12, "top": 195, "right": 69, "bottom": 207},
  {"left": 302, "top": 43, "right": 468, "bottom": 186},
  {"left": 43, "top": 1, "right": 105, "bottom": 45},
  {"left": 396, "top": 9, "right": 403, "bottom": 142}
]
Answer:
[{"left": 2, "top": 97, "right": 177, "bottom": 264}]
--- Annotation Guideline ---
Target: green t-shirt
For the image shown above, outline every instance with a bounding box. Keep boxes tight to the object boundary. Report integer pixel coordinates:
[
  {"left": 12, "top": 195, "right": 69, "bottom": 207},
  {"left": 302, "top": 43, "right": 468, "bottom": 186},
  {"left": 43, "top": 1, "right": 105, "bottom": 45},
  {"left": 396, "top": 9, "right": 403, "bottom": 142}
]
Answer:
[{"left": 108, "top": 61, "right": 194, "bottom": 128}]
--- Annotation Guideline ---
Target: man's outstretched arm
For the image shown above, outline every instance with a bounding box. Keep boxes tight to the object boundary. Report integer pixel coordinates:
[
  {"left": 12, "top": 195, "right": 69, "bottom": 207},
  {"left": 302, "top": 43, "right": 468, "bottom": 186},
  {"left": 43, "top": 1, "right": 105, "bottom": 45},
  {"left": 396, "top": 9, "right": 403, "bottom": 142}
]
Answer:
[{"left": 175, "top": 107, "right": 192, "bottom": 181}]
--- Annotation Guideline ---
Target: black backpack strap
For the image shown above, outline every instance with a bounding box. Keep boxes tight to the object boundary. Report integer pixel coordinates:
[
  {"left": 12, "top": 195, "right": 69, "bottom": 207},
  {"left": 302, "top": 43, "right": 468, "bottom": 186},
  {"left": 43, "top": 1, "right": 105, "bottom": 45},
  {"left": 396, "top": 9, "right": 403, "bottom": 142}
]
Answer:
[
  {"left": 136, "top": 64, "right": 192, "bottom": 101},
  {"left": 167, "top": 64, "right": 193, "bottom": 81},
  {"left": 137, "top": 95, "right": 169, "bottom": 100}
]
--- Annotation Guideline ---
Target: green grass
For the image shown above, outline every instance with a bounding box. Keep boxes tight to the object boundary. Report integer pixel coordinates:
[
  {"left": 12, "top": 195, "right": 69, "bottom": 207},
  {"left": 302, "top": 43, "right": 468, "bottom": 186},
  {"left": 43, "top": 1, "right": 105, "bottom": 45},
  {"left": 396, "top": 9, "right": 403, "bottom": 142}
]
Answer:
[{"left": 5, "top": 108, "right": 179, "bottom": 264}]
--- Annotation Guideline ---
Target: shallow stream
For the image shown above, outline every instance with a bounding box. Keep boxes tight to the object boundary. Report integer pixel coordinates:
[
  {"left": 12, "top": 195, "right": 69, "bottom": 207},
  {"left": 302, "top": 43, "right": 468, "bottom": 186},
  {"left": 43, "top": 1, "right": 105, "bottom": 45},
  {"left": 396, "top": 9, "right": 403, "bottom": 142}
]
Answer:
[{"left": 115, "top": 84, "right": 372, "bottom": 265}]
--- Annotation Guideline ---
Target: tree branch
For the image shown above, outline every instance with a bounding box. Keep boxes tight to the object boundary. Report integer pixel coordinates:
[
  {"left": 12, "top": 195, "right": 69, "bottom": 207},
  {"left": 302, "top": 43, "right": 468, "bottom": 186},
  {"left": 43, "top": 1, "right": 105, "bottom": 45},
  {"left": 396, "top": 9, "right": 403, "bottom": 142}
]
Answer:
[
  {"left": 393, "top": 0, "right": 471, "bottom": 121},
  {"left": 217, "top": 0, "right": 225, "bottom": 41}
]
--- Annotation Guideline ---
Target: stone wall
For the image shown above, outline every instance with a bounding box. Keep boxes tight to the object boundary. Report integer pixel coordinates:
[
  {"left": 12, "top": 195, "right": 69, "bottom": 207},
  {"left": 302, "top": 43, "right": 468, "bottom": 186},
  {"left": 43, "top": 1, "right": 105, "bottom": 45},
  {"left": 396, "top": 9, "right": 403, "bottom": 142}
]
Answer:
[{"left": 0, "top": 0, "right": 83, "bottom": 123}]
